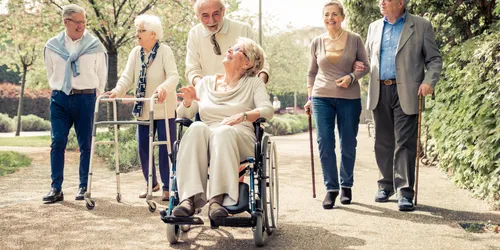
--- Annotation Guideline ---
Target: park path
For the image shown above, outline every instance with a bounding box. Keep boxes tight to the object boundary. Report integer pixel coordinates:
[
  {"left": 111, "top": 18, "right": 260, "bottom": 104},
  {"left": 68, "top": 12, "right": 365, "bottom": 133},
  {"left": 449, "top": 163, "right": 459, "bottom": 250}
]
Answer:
[{"left": 0, "top": 124, "right": 499, "bottom": 249}]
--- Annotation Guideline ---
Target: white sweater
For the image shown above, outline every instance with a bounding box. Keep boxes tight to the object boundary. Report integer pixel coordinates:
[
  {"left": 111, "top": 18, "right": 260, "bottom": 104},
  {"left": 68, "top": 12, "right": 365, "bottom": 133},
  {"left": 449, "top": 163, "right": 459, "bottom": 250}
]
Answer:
[{"left": 112, "top": 43, "right": 179, "bottom": 120}]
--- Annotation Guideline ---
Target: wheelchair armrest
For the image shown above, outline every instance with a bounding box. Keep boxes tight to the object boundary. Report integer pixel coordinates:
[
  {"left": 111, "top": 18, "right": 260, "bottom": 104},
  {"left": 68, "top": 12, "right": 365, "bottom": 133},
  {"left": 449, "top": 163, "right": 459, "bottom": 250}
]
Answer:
[
  {"left": 175, "top": 118, "right": 193, "bottom": 127},
  {"left": 253, "top": 117, "right": 267, "bottom": 126}
]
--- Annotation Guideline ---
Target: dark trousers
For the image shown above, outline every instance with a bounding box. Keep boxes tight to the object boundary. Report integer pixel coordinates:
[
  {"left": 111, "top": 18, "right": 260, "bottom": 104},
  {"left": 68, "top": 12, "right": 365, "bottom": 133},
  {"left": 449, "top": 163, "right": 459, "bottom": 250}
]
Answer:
[
  {"left": 137, "top": 118, "right": 176, "bottom": 191},
  {"left": 50, "top": 90, "right": 96, "bottom": 191},
  {"left": 312, "top": 97, "right": 362, "bottom": 191},
  {"left": 373, "top": 84, "right": 418, "bottom": 199}
]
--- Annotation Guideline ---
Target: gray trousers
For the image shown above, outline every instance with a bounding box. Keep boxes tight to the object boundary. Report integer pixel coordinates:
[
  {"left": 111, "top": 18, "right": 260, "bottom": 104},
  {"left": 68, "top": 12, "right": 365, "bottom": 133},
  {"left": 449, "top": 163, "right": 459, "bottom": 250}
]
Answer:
[{"left": 373, "top": 84, "right": 418, "bottom": 199}]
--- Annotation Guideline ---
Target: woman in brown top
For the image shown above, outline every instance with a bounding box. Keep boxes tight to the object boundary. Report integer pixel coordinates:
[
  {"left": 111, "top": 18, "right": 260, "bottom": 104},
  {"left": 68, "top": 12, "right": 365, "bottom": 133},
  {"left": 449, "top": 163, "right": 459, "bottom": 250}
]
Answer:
[{"left": 304, "top": 1, "right": 369, "bottom": 209}]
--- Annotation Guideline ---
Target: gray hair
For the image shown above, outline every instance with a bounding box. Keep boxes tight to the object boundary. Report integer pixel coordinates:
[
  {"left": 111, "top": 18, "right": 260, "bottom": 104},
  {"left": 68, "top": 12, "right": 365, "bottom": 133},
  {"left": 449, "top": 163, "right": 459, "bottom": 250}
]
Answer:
[
  {"left": 237, "top": 37, "right": 264, "bottom": 78},
  {"left": 134, "top": 14, "right": 163, "bottom": 41},
  {"left": 194, "top": 0, "right": 225, "bottom": 15},
  {"left": 323, "top": 1, "right": 345, "bottom": 17},
  {"left": 61, "top": 4, "right": 86, "bottom": 23}
]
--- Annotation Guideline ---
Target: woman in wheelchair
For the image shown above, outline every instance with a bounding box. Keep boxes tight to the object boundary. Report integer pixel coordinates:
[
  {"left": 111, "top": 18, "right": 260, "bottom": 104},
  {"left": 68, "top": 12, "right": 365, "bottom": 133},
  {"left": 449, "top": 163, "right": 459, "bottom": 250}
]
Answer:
[{"left": 173, "top": 37, "right": 273, "bottom": 220}]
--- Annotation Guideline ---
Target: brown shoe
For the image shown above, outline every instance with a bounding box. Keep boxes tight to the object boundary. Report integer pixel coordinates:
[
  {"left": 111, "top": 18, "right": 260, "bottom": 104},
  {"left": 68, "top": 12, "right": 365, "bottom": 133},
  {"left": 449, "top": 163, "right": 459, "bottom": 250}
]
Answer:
[
  {"left": 162, "top": 191, "right": 169, "bottom": 201},
  {"left": 172, "top": 199, "right": 195, "bottom": 217},
  {"left": 208, "top": 202, "right": 228, "bottom": 220},
  {"left": 138, "top": 183, "right": 161, "bottom": 199}
]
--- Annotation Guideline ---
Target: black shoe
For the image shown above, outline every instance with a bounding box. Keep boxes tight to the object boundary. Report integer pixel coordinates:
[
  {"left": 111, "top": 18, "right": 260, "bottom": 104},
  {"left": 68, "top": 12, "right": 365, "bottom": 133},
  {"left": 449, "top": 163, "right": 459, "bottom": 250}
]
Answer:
[
  {"left": 322, "top": 191, "right": 339, "bottom": 209},
  {"left": 340, "top": 188, "right": 352, "bottom": 205},
  {"left": 75, "top": 187, "right": 87, "bottom": 200},
  {"left": 42, "top": 188, "right": 64, "bottom": 203},
  {"left": 375, "top": 189, "right": 394, "bottom": 202},
  {"left": 398, "top": 197, "right": 415, "bottom": 211}
]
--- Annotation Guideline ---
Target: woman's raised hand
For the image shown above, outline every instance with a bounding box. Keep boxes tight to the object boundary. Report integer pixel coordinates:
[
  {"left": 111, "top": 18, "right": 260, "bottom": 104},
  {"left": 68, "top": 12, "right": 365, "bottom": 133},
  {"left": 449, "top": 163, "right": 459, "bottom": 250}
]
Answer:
[{"left": 176, "top": 85, "right": 199, "bottom": 107}]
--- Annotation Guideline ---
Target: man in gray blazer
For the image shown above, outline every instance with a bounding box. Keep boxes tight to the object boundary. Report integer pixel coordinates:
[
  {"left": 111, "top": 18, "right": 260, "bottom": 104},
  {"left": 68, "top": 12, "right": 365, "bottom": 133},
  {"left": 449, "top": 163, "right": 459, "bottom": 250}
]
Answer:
[{"left": 365, "top": 0, "right": 442, "bottom": 211}]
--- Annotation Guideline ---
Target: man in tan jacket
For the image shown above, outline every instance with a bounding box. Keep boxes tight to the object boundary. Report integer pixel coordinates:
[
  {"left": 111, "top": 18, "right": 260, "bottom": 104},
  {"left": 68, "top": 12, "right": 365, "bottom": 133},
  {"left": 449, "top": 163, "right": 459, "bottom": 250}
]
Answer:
[{"left": 365, "top": 0, "right": 442, "bottom": 211}]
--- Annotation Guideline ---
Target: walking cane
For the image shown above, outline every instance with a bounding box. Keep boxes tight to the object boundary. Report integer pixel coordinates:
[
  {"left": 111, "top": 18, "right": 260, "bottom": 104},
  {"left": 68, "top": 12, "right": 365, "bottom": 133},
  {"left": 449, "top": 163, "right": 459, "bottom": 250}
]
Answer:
[
  {"left": 414, "top": 95, "right": 423, "bottom": 206},
  {"left": 306, "top": 108, "right": 316, "bottom": 198}
]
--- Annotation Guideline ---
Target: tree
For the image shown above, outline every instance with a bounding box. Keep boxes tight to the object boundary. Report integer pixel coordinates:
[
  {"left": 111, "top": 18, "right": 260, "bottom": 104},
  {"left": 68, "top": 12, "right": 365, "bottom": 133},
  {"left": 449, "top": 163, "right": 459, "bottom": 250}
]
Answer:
[
  {"left": 0, "top": 0, "right": 59, "bottom": 136},
  {"left": 343, "top": 0, "right": 380, "bottom": 41}
]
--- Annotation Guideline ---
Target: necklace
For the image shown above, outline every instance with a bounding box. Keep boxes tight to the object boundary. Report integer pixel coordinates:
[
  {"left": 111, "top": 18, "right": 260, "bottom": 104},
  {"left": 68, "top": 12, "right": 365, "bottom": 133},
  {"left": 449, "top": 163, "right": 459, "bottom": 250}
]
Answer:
[{"left": 328, "top": 29, "right": 344, "bottom": 42}]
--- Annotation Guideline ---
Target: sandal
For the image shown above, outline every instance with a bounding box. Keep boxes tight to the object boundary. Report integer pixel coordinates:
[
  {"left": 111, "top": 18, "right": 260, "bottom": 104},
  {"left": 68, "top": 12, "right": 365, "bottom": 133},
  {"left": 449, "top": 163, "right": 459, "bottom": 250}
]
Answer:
[
  {"left": 172, "top": 199, "right": 195, "bottom": 217},
  {"left": 208, "top": 201, "right": 228, "bottom": 220}
]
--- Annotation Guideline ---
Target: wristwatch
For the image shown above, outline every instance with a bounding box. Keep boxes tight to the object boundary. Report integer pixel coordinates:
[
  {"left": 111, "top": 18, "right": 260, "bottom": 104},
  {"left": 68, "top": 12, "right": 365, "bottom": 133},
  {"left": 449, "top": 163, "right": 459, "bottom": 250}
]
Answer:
[{"left": 243, "top": 112, "right": 248, "bottom": 122}]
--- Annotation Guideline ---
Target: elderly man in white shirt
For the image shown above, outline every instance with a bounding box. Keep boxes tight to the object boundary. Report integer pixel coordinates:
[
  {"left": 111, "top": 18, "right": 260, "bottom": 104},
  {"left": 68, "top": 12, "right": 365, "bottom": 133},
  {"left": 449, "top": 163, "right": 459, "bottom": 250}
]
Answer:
[
  {"left": 186, "top": 0, "right": 270, "bottom": 86},
  {"left": 42, "top": 4, "right": 107, "bottom": 203}
]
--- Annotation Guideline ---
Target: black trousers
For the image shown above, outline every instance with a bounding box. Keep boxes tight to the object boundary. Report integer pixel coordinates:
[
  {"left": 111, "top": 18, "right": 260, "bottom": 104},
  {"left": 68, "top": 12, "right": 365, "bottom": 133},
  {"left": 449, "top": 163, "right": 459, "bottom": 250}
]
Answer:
[{"left": 373, "top": 84, "right": 418, "bottom": 199}]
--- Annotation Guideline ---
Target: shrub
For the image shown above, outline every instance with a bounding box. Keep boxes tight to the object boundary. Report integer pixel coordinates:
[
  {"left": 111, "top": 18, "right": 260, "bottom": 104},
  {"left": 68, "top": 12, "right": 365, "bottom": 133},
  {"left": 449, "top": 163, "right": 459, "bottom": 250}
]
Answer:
[
  {"left": 0, "top": 151, "right": 32, "bottom": 176},
  {"left": 266, "top": 114, "right": 311, "bottom": 136},
  {"left": 13, "top": 114, "right": 51, "bottom": 131},
  {"left": 0, "top": 113, "right": 13, "bottom": 132},
  {"left": 425, "top": 24, "right": 500, "bottom": 209}
]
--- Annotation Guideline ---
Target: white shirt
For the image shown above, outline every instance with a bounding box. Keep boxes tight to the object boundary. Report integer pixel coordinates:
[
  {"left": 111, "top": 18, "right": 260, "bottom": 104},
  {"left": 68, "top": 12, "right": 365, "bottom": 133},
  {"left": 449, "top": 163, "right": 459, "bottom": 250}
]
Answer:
[
  {"left": 273, "top": 100, "right": 281, "bottom": 110},
  {"left": 44, "top": 31, "right": 107, "bottom": 94},
  {"left": 185, "top": 18, "right": 270, "bottom": 85}
]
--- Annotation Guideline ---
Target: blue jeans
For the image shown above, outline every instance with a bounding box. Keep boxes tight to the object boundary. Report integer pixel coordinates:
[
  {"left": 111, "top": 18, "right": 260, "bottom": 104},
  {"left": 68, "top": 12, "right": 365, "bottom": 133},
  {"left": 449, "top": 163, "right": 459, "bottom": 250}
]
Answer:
[
  {"left": 137, "top": 118, "right": 176, "bottom": 191},
  {"left": 312, "top": 97, "right": 361, "bottom": 191},
  {"left": 50, "top": 90, "right": 96, "bottom": 191}
]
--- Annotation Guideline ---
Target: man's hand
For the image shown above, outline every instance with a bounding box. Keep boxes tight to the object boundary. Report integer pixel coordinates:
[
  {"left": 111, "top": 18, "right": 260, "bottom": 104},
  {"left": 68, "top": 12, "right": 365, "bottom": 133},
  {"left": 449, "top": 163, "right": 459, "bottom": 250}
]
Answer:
[
  {"left": 418, "top": 83, "right": 434, "bottom": 96},
  {"left": 353, "top": 61, "right": 365, "bottom": 72},
  {"left": 335, "top": 75, "right": 351, "bottom": 88},
  {"left": 258, "top": 72, "right": 269, "bottom": 84},
  {"left": 154, "top": 87, "right": 167, "bottom": 103},
  {"left": 102, "top": 91, "right": 117, "bottom": 98},
  {"left": 177, "top": 85, "right": 199, "bottom": 107},
  {"left": 220, "top": 113, "right": 245, "bottom": 126}
]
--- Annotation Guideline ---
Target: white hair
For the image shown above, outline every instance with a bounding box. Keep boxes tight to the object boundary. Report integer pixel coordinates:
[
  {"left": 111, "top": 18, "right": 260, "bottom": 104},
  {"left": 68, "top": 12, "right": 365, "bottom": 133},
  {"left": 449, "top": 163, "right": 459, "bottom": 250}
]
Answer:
[
  {"left": 61, "top": 4, "right": 86, "bottom": 23},
  {"left": 237, "top": 37, "right": 264, "bottom": 77},
  {"left": 134, "top": 14, "right": 163, "bottom": 41},
  {"left": 193, "top": 0, "right": 225, "bottom": 15}
]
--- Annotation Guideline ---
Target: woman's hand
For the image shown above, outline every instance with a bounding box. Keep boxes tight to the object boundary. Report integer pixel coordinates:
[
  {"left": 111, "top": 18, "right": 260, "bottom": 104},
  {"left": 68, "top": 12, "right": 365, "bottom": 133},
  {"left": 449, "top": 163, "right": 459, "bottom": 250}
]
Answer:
[
  {"left": 220, "top": 113, "right": 245, "bottom": 126},
  {"left": 176, "top": 85, "right": 199, "bottom": 107},
  {"left": 154, "top": 87, "right": 167, "bottom": 103},
  {"left": 335, "top": 75, "right": 351, "bottom": 89},
  {"left": 102, "top": 91, "right": 117, "bottom": 98},
  {"left": 353, "top": 61, "right": 365, "bottom": 72},
  {"left": 304, "top": 100, "right": 312, "bottom": 116}
]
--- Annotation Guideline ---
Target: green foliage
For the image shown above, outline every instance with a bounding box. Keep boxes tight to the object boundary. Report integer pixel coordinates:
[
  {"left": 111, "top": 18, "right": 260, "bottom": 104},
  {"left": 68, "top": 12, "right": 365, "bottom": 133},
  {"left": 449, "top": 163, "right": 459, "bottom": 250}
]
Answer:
[
  {"left": 426, "top": 24, "right": 500, "bottom": 209},
  {"left": 265, "top": 114, "right": 311, "bottom": 136},
  {"left": 0, "top": 113, "right": 14, "bottom": 132},
  {"left": 0, "top": 151, "right": 32, "bottom": 176},
  {"left": 0, "top": 65, "right": 21, "bottom": 84},
  {"left": 0, "top": 135, "right": 51, "bottom": 147},
  {"left": 13, "top": 114, "right": 51, "bottom": 131},
  {"left": 343, "top": 0, "right": 380, "bottom": 41}
]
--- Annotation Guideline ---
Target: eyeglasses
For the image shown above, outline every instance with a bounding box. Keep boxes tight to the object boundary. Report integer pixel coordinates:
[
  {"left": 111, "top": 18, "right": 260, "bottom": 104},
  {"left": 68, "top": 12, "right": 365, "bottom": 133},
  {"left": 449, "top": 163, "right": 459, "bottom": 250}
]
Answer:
[
  {"left": 210, "top": 34, "right": 221, "bottom": 55},
  {"left": 229, "top": 46, "right": 249, "bottom": 60},
  {"left": 65, "top": 18, "right": 86, "bottom": 25},
  {"left": 136, "top": 29, "right": 147, "bottom": 34}
]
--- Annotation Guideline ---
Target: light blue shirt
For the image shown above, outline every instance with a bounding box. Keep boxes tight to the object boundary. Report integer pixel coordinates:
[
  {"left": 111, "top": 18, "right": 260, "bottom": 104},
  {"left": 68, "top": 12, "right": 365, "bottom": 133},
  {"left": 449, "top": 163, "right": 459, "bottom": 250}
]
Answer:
[{"left": 379, "top": 12, "right": 407, "bottom": 80}]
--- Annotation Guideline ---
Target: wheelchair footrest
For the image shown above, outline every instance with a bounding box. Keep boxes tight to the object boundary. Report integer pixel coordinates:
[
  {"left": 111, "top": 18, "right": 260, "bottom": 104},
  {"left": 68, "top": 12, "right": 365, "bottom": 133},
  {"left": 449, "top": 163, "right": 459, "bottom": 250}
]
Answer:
[
  {"left": 161, "top": 216, "right": 204, "bottom": 225},
  {"left": 211, "top": 216, "right": 256, "bottom": 228}
]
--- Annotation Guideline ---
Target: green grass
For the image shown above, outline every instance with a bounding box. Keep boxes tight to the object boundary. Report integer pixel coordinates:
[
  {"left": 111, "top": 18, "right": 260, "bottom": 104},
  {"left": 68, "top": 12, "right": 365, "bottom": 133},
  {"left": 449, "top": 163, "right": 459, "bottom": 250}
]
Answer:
[
  {"left": 0, "top": 151, "right": 32, "bottom": 176},
  {"left": 0, "top": 135, "right": 51, "bottom": 147}
]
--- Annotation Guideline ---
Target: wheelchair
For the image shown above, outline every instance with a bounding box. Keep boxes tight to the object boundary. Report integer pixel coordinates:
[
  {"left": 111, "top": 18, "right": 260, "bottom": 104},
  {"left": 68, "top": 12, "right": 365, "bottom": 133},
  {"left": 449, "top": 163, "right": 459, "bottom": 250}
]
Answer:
[{"left": 160, "top": 117, "right": 279, "bottom": 247}]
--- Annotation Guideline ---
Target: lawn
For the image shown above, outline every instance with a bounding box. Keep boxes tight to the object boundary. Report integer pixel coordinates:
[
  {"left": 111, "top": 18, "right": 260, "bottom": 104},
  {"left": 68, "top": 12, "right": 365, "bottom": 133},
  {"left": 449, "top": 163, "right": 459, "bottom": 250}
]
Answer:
[
  {"left": 0, "top": 151, "right": 32, "bottom": 176},
  {"left": 0, "top": 135, "right": 51, "bottom": 147}
]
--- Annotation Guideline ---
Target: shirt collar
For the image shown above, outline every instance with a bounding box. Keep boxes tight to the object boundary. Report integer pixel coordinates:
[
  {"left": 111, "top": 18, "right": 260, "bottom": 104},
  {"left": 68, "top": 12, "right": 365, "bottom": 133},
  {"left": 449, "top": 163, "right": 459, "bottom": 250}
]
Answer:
[
  {"left": 383, "top": 11, "right": 407, "bottom": 25},
  {"left": 202, "top": 17, "right": 229, "bottom": 37}
]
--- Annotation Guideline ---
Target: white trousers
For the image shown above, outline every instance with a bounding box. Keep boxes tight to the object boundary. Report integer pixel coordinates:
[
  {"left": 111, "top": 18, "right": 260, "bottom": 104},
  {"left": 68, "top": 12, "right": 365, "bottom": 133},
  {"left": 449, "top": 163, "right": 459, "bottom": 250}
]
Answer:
[{"left": 176, "top": 122, "right": 254, "bottom": 208}]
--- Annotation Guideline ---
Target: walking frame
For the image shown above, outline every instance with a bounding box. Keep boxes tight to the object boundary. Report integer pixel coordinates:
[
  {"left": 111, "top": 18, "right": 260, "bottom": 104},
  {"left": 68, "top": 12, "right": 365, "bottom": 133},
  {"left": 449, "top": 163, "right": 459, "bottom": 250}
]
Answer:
[{"left": 84, "top": 93, "right": 171, "bottom": 213}]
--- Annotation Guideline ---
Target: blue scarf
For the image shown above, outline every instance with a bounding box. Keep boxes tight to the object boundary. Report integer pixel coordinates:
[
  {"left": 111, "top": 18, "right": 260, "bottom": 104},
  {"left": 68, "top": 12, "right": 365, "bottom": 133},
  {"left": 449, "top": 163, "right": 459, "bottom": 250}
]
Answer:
[
  {"left": 45, "top": 31, "right": 107, "bottom": 95},
  {"left": 132, "top": 42, "right": 160, "bottom": 117}
]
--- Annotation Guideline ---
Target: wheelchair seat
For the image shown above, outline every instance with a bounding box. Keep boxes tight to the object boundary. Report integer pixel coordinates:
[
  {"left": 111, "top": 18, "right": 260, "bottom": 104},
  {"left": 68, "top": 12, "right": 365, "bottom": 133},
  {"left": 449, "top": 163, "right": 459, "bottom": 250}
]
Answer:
[{"left": 225, "top": 182, "right": 250, "bottom": 214}]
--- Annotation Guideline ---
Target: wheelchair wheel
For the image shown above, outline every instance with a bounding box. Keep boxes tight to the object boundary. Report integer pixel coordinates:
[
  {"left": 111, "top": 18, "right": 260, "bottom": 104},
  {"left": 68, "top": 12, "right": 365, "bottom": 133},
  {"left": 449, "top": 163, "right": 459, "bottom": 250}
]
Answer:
[
  {"left": 253, "top": 213, "right": 267, "bottom": 247},
  {"left": 166, "top": 224, "right": 181, "bottom": 244},
  {"left": 261, "top": 137, "right": 279, "bottom": 235}
]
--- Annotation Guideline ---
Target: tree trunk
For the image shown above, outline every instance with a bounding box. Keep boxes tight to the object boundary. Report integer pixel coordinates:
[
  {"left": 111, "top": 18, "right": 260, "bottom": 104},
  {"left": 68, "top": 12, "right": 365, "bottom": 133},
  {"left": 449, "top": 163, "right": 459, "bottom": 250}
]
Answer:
[
  {"left": 15, "top": 65, "right": 27, "bottom": 136},
  {"left": 106, "top": 51, "right": 118, "bottom": 123}
]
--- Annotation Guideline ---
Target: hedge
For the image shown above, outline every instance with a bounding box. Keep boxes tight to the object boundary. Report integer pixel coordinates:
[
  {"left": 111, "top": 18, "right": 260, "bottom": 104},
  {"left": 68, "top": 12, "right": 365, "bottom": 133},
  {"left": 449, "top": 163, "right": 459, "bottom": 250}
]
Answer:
[
  {"left": 425, "top": 24, "right": 500, "bottom": 209},
  {"left": 0, "top": 83, "right": 134, "bottom": 121},
  {"left": 265, "top": 114, "right": 312, "bottom": 136},
  {"left": 13, "top": 114, "right": 51, "bottom": 131},
  {"left": 0, "top": 113, "right": 13, "bottom": 132}
]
